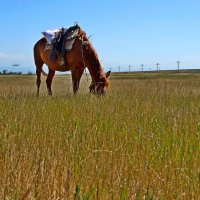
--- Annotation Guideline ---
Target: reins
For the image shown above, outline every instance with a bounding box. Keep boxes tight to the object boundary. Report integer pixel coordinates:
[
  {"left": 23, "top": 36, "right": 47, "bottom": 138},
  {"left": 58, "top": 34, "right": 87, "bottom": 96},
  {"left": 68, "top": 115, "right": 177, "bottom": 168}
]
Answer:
[{"left": 80, "top": 35, "right": 89, "bottom": 83}]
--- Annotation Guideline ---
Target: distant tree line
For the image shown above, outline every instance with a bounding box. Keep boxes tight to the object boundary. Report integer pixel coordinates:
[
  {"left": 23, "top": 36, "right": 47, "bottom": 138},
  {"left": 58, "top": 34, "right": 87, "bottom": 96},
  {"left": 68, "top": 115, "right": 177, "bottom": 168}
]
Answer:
[{"left": 0, "top": 70, "right": 34, "bottom": 75}]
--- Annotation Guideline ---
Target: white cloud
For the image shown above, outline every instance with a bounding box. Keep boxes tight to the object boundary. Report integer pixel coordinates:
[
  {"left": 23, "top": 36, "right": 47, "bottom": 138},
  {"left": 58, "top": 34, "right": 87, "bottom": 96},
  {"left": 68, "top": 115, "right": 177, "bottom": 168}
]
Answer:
[{"left": 0, "top": 52, "right": 8, "bottom": 58}]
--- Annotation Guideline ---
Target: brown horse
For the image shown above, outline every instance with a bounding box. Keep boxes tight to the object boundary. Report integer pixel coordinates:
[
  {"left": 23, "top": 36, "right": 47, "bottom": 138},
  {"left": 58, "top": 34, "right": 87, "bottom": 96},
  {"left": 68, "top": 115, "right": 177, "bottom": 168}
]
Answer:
[{"left": 33, "top": 27, "right": 110, "bottom": 96}]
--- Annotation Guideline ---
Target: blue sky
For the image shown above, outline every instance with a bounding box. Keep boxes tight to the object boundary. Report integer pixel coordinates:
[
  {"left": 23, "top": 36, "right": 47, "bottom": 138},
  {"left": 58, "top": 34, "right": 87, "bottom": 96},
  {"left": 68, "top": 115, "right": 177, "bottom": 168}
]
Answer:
[{"left": 0, "top": 0, "right": 200, "bottom": 72}]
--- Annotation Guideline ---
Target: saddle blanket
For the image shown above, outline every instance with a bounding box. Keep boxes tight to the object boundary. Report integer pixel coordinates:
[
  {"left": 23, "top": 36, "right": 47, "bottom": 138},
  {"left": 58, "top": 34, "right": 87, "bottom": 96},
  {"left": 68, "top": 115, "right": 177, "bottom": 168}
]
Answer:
[{"left": 42, "top": 28, "right": 61, "bottom": 44}]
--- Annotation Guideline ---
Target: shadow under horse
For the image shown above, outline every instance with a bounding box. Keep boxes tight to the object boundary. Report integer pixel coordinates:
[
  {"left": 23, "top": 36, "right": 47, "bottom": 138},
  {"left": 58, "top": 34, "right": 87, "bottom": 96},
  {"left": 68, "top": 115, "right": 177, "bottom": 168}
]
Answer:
[{"left": 33, "top": 25, "right": 110, "bottom": 96}]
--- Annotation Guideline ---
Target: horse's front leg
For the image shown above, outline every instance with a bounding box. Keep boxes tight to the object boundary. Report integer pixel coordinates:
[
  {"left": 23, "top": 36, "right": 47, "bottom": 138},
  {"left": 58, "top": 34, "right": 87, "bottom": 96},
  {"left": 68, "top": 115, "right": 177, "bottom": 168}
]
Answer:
[{"left": 71, "top": 68, "right": 84, "bottom": 95}]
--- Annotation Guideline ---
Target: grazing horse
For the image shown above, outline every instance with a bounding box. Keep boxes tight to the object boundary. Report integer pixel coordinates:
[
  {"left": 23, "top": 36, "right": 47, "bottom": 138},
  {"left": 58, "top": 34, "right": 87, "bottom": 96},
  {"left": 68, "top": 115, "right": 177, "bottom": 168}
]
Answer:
[{"left": 33, "top": 27, "right": 110, "bottom": 96}]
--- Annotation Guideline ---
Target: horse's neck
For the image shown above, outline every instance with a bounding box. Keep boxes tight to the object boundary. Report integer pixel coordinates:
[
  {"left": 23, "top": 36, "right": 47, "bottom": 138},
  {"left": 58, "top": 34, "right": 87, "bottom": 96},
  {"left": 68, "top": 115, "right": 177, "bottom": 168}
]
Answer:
[{"left": 84, "top": 50, "right": 103, "bottom": 83}]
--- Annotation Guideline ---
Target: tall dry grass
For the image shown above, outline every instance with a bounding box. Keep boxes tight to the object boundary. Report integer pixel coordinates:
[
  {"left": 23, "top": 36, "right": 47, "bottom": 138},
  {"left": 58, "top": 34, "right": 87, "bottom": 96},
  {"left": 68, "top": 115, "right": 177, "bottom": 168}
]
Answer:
[{"left": 0, "top": 73, "right": 200, "bottom": 199}]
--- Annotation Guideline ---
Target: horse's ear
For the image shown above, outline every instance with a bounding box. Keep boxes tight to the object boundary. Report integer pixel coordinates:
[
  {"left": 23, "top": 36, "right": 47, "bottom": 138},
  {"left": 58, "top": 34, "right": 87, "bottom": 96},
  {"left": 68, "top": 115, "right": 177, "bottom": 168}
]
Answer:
[{"left": 106, "top": 71, "right": 111, "bottom": 78}]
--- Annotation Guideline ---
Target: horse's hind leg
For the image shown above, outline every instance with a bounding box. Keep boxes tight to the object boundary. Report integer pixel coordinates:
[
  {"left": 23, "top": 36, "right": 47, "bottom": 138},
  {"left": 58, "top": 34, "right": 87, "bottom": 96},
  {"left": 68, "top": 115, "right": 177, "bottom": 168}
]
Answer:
[
  {"left": 34, "top": 44, "right": 44, "bottom": 96},
  {"left": 46, "top": 68, "right": 55, "bottom": 96},
  {"left": 36, "top": 68, "right": 42, "bottom": 96}
]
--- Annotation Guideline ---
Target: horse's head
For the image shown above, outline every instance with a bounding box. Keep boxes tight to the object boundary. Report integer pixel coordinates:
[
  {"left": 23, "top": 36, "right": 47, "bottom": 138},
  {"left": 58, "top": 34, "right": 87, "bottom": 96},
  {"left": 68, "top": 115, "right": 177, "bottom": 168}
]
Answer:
[{"left": 89, "top": 71, "right": 111, "bottom": 96}]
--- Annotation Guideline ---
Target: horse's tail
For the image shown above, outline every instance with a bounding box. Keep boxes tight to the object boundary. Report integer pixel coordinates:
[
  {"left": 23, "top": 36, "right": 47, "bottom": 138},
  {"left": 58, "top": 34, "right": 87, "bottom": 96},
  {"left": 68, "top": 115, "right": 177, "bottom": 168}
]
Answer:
[{"left": 41, "top": 69, "right": 48, "bottom": 76}]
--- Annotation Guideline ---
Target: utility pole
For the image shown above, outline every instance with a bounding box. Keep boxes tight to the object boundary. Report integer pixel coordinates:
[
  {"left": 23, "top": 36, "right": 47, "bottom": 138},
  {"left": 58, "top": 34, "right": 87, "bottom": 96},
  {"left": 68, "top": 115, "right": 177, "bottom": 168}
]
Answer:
[
  {"left": 118, "top": 66, "right": 120, "bottom": 73},
  {"left": 128, "top": 65, "right": 131, "bottom": 72},
  {"left": 156, "top": 63, "right": 160, "bottom": 71},
  {"left": 177, "top": 61, "right": 180, "bottom": 70},
  {"left": 141, "top": 64, "right": 144, "bottom": 72}
]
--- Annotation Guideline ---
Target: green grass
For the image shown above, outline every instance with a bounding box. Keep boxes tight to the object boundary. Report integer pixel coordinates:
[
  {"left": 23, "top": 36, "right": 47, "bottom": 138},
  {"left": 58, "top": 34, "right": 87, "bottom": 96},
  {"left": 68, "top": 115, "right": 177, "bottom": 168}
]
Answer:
[{"left": 0, "top": 72, "right": 200, "bottom": 199}]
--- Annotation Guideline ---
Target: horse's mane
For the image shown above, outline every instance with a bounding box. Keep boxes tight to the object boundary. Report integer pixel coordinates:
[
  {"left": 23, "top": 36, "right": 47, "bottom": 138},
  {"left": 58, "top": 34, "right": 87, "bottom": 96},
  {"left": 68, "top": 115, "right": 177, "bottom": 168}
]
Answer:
[{"left": 78, "top": 30, "right": 100, "bottom": 67}]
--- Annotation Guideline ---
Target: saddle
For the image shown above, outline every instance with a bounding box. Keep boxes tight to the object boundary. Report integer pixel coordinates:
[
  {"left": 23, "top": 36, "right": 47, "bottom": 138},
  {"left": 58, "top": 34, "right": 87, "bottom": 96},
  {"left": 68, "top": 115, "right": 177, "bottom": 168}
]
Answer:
[{"left": 42, "top": 24, "right": 80, "bottom": 66}]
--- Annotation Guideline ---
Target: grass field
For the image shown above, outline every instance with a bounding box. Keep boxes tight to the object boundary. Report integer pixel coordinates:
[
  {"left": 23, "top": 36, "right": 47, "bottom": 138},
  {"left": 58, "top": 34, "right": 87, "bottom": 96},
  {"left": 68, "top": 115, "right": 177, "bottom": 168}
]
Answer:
[{"left": 0, "top": 70, "right": 200, "bottom": 199}]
